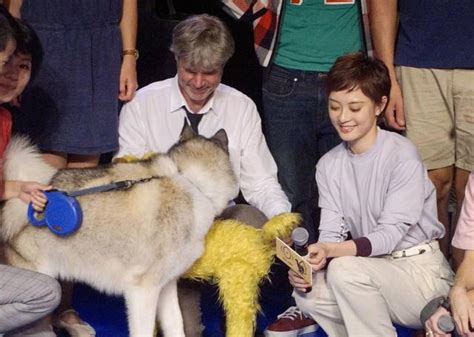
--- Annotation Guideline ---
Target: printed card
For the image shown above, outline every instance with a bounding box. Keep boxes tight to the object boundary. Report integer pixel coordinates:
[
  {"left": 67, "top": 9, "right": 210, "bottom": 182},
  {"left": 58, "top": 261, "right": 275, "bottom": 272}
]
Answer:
[{"left": 276, "top": 237, "right": 313, "bottom": 284}]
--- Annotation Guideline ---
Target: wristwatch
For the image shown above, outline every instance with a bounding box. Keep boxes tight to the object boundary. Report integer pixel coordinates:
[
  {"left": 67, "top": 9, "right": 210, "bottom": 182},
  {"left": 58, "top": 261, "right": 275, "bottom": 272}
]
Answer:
[{"left": 122, "top": 49, "right": 139, "bottom": 60}]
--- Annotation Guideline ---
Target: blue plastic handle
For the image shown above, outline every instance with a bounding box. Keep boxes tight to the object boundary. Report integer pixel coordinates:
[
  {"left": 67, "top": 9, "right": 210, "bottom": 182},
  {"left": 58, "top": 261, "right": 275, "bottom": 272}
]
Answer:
[
  {"left": 27, "top": 202, "right": 47, "bottom": 226},
  {"left": 27, "top": 190, "right": 83, "bottom": 236}
]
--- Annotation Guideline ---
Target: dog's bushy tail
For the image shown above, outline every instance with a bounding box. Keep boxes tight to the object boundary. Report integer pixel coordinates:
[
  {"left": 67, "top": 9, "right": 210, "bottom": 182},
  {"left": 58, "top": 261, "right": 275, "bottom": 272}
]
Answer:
[
  {"left": 1, "top": 136, "right": 58, "bottom": 241},
  {"left": 261, "top": 212, "right": 301, "bottom": 243}
]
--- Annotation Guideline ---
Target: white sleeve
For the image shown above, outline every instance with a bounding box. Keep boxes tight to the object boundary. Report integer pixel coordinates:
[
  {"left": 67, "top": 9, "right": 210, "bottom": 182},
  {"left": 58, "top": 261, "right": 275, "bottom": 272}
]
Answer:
[
  {"left": 238, "top": 101, "right": 291, "bottom": 218},
  {"left": 366, "top": 159, "right": 427, "bottom": 255},
  {"left": 114, "top": 100, "right": 150, "bottom": 159},
  {"left": 316, "top": 159, "right": 347, "bottom": 243}
]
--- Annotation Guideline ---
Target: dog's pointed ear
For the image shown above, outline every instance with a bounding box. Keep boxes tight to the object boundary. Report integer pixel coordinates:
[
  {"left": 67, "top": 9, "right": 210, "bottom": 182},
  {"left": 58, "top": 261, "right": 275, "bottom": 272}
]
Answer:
[
  {"left": 211, "top": 129, "right": 229, "bottom": 153},
  {"left": 180, "top": 118, "right": 196, "bottom": 142}
]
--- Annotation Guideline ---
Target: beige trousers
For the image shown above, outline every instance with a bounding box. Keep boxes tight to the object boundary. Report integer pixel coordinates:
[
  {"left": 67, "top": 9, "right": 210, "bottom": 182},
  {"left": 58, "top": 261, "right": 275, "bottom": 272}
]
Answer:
[
  {"left": 397, "top": 66, "right": 474, "bottom": 171},
  {"left": 294, "top": 246, "right": 453, "bottom": 337}
]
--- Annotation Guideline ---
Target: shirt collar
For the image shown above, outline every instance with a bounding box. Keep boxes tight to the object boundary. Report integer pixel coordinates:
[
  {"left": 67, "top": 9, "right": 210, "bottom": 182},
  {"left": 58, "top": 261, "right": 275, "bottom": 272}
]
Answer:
[{"left": 169, "top": 75, "right": 218, "bottom": 116}]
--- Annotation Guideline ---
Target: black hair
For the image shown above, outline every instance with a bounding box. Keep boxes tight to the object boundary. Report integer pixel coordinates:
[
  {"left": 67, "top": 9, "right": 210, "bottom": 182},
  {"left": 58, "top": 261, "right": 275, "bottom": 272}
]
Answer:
[
  {"left": 14, "top": 20, "right": 43, "bottom": 79},
  {"left": 327, "top": 52, "right": 391, "bottom": 106},
  {"left": 0, "top": 5, "right": 18, "bottom": 51}
]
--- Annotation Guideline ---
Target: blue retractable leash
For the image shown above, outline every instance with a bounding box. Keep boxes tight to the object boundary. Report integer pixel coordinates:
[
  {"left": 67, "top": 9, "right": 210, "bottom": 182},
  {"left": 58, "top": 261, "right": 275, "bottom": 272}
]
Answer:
[
  {"left": 28, "top": 190, "right": 83, "bottom": 236},
  {"left": 28, "top": 177, "right": 159, "bottom": 236}
]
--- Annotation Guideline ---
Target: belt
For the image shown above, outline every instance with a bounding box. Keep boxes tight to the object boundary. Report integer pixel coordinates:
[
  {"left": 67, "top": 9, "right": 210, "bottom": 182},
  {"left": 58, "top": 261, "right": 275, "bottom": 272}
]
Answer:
[{"left": 391, "top": 241, "right": 438, "bottom": 259}]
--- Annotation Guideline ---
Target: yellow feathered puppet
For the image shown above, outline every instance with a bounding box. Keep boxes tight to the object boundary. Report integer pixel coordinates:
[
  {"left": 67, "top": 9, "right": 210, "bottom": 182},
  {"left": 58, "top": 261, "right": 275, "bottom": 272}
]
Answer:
[{"left": 185, "top": 212, "right": 299, "bottom": 337}]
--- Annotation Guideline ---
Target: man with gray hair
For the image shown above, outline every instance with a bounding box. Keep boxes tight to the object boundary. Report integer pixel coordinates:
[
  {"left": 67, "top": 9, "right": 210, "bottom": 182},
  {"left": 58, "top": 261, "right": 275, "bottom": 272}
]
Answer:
[
  {"left": 117, "top": 13, "right": 289, "bottom": 221},
  {"left": 116, "top": 14, "right": 291, "bottom": 336}
]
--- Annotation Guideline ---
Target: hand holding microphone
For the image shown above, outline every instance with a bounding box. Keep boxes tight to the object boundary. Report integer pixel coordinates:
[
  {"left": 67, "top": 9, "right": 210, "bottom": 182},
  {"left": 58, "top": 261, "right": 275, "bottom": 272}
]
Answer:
[
  {"left": 291, "top": 227, "right": 326, "bottom": 293},
  {"left": 288, "top": 228, "right": 329, "bottom": 293},
  {"left": 289, "top": 227, "right": 312, "bottom": 292}
]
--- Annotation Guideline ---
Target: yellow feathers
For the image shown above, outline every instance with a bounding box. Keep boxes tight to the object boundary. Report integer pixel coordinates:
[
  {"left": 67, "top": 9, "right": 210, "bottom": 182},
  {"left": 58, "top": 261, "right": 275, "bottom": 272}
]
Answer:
[{"left": 185, "top": 212, "right": 300, "bottom": 337}]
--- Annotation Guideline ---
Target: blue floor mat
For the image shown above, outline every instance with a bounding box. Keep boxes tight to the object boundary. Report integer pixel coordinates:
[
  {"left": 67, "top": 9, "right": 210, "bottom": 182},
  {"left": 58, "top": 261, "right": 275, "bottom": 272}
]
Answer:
[
  {"left": 74, "top": 283, "right": 419, "bottom": 337},
  {"left": 73, "top": 283, "right": 128, "bottom": 337}
]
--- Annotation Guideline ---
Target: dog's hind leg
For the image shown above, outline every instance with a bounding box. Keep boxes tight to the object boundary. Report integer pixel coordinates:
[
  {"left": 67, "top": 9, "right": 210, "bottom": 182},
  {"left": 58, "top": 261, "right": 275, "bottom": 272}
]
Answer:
[
  {"left": 156, "top": 279, "right": 186, "bottom": 337},
  {"left": 125, "top": 285, "right": 160, "bottom": 337}
]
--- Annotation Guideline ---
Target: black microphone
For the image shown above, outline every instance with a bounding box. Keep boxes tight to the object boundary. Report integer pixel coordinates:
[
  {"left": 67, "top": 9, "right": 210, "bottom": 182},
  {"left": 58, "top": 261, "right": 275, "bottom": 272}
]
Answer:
[{"left": 291, "top": 227, "right": 312, "bottom": 293}]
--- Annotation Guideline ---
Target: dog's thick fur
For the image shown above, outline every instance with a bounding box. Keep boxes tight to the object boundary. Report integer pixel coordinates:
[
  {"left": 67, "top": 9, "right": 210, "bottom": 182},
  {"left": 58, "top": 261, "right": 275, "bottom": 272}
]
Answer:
[{"left": 1, "top": 127, "right": 238, "bottom": 337}]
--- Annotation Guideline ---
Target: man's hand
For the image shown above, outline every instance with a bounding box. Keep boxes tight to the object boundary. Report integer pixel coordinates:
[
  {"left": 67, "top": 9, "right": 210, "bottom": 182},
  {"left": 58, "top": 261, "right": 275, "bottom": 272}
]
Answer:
[{"left": 384, "top": 80, "right": 406, "bottom": 131}]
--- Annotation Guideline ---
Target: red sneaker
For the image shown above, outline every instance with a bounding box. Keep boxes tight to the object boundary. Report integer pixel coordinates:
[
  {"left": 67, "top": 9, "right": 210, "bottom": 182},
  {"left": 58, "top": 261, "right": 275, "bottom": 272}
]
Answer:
[{"left": 264, "top": 306, "right": 318, "bottom": 337}]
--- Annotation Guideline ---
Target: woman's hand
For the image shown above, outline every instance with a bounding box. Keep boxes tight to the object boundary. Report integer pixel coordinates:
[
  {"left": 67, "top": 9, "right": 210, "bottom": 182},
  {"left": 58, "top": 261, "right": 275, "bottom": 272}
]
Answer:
[
  {"left": 288, "top": 242, "right": 327, "bottom": 293},
  {"left": 118, "top": 56, "right": 138, "bottom": 101},
  {"left": 16, "top": 181, "right": 51, "bottom": 211},
  {"left": 288, "top": 269, "right": 312, "bottom": 293},
  {"left": 306, "top": 243, "right": 328, "bottom": 272}
]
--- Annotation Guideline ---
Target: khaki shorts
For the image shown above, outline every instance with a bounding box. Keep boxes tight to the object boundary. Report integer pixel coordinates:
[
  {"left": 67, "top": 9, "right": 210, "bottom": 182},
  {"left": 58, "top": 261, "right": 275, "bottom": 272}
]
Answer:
[{"left": 397, "top": 66, "right": 474, "bottom": 171}]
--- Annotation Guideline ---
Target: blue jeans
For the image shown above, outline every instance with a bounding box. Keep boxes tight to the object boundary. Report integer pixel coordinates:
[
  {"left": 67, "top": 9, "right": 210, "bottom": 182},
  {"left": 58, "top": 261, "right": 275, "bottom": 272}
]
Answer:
[{"left": 262, "top": 64, "right": 340, "bottom": 243}]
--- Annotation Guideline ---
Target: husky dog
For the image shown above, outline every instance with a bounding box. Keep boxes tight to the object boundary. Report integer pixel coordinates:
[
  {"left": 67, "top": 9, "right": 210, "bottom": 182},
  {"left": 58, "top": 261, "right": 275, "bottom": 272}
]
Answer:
[{"left": 1, "top": 125, "right": 239, "bottom": 337}]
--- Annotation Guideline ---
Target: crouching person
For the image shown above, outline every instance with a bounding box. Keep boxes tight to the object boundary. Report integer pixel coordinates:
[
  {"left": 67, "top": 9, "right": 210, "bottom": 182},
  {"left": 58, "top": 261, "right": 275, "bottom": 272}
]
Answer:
[
  {"left": 289, "top": 53, "right": 454, "bottom": 336},
  {"left": 0, "top": 9, "right": 60, "bottom": 336},
  {"left": 115, "top": 14, "right": 292, "bottom": 336},
  {"left": 0, "top": 264, "right": 61, "bottom": 337}
]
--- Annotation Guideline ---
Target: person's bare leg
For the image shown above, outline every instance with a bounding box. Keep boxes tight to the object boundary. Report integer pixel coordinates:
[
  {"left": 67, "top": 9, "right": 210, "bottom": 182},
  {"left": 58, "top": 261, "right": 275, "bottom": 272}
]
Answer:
[
  {"left": 428, "top": 166, "right": 454, "bottom": 258},
  {"left": 42, "top": 151, "right": 68, "bottom": 169},
  {"left": 55, "top": 281, "right": 83, "bottom": 324},
  {"left": 67, "top": 154, "right": 100, "bottom": 169},
  {"left": 451, "top": 168, "right": 470, "bottom": 271},
  {"left": 42, "top": 152, "right": 100, "bottom": 169}
]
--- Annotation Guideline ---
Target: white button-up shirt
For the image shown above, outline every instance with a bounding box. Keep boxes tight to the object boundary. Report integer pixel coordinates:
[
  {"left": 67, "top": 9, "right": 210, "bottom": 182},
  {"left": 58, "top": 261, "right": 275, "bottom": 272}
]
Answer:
[{"left": 116, "top": 76, "right": 291, "bottom": 218}]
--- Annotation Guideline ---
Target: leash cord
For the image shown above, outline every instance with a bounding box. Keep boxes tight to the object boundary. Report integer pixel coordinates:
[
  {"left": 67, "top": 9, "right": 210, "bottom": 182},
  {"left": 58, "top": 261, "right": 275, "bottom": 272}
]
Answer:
[{"left": 69, "top": 176, "right": 161, "bottom": 197}]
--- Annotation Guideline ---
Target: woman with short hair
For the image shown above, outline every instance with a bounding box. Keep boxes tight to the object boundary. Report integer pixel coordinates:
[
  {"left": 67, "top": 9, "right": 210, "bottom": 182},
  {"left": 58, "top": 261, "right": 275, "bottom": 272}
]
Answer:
[{"left": 289, "top": 53, "right": 453, "bottom": 336}]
